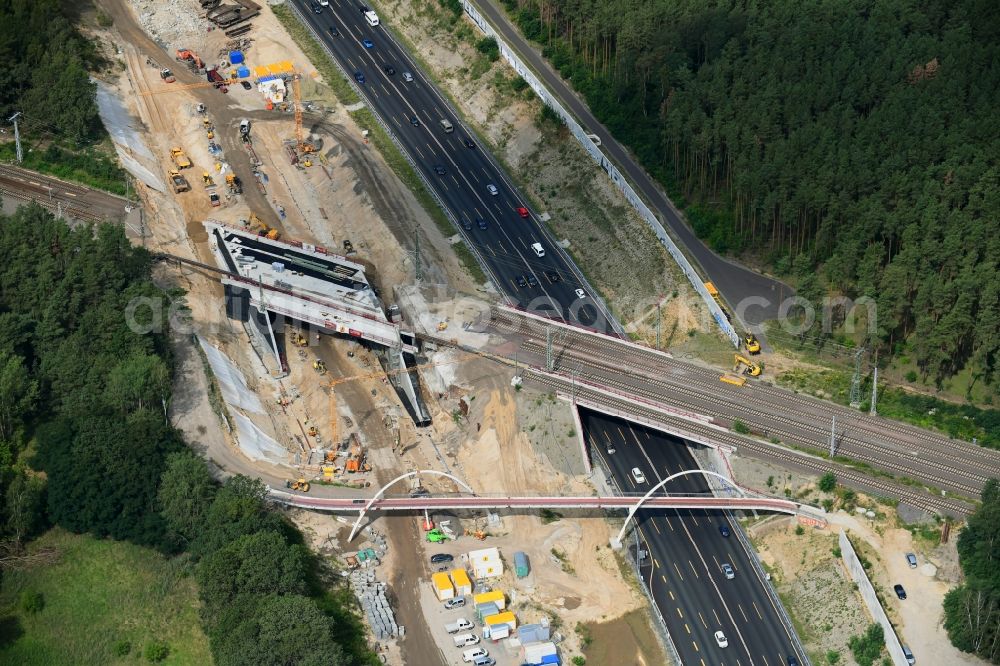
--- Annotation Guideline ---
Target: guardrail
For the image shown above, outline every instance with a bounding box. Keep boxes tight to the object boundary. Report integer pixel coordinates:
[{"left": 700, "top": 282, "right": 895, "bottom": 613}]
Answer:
[{"left": 461, "top": 0, "right": 739, "bottom": 348}]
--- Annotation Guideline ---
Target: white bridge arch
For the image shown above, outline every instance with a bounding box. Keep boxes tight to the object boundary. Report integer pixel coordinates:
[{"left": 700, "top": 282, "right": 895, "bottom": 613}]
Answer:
[
  {"left": 348, "top": 469, "right": 475, "bottom": 541},
  {"left": 614, "top": 469, "right": 747, "bottom": 546}
]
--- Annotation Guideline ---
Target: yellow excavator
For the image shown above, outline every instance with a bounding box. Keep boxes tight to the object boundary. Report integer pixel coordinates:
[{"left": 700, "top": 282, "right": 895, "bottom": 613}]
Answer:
[
  {"left": 245, "top": 212, "right": 280, "bottom": 240},
  {"left": 734, "top": 354, "right": 762, "bottom": 377},
  {"left": 290, "top": 331, "right": 308, "bottom": 347},
  {"left": 744, "top": 332, "right": 761, "bottom": 354},
  {"left": 313, "top": 359, "right": 327, "bottom": 375}
]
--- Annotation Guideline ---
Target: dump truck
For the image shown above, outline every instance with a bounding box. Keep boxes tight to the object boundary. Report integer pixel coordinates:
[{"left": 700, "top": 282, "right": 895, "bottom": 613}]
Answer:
[
  {"left": 734, "top": 354, "right": 762, "bottom": 377},
  {"left": 206, "top": 67, "right": 229, "bottom": 93},
  {"left": 170, "top": 147, "right": 191, "bottom": 169},
  {"left": 168, "top": 170, "right": 190, "bottom": 193},
  {"left": 208, "top": 192, "right": 221, "bottom": 207}
]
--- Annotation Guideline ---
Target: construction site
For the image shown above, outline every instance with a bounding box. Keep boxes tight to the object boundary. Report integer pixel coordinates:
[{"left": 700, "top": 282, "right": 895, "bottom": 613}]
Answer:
[{"left": 68, "top": 1, "right": 993, "bottom": 665}]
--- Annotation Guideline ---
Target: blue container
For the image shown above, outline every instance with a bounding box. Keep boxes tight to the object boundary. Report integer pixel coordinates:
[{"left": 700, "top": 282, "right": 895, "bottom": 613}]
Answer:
[
  {"left": 230, "top": 50, "right": 245, "bottom": 64},
  {"left": 237, "top": 66, "right": 250, "bottom": 78}
]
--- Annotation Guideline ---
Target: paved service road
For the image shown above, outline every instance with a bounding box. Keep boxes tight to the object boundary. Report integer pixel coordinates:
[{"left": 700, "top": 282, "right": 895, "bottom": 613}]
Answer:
[
  {"left": 291, "top": 0, "right": 619, "bottom": 334},
  {"left": 470, "top": 0, "right": 793, "bottom": 325},
  {"left": 581, "top": 407, "right": 804, "bottom": 666}
]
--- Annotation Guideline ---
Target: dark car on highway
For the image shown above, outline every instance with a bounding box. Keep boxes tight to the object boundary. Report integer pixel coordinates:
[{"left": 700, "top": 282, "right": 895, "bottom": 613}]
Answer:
[
  {"left": 463, "top": 138, "right": 476, "bottom": 149},
  {"left": 433, "top": 164, "right": 447, "bottom": 175},
  {"left": 476, "top": 217, "right": 487, "bottom": 230},
  {"left": 516, "top": 276, "right": 528, "bottom": 288},
  {"left": 384, "top": 64, "right": 396, "bottom": 75},
  {"left": 354, "top": 71, "right": 366, "bottom": 84},
  {"left": 719, "top": 524, "right": 731, "bottom": 537}
]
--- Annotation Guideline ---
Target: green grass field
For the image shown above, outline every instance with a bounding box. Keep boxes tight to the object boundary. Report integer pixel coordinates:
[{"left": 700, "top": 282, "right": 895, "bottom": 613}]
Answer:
[{"left": 0, "top": 529, "right": 211, "bottom": 665}]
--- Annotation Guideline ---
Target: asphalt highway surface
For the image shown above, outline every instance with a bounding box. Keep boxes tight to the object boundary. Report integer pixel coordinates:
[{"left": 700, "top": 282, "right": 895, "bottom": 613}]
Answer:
[
  {"left": 581, "top": 408, "right": 804, "bottom": 666},
  {"left": 469, "top": 0, "right": 792, "bottom": 325},
  {"left": 291, "top": 0, "right": 619, "bottom": 334}
]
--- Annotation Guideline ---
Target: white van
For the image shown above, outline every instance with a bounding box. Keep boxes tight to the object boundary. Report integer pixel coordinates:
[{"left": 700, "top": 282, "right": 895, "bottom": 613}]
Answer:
[
  {"left": 439, "top": 119, "right": 454, "bottom": 133},
  {"left": 364, "top": 10, "right": 379, "bottom": 26},
  {"left": 453, "top": 633, "right": 480, "bottom": 647},
  {"left": 531, "top": 242, "right": 545, "bottom": 257},
  {"left": 463, "top": 647, "right": 488, "bottom": 663}
]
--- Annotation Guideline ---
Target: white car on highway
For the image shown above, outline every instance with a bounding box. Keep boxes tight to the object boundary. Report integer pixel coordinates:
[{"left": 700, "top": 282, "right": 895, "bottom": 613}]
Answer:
[
  {"left": 715, "top": 631, "right": 728, "bottom": 648},
  {"left": 631, "top": 467, "right": 646, "bottom": 484}
]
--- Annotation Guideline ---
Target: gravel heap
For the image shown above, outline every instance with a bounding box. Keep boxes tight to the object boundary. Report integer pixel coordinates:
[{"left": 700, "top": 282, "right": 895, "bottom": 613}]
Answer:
[{"left": 131, "top": 0, "right": 207, "bottom": 49}]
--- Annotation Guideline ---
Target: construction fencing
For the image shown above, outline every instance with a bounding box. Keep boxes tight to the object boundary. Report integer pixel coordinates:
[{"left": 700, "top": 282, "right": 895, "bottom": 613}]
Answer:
[
  {"left": 839, "top": 530, "right": 909, "bottom": 666},
  {"left": 462, "top": 0, "right": 740, "bottom": 348}
]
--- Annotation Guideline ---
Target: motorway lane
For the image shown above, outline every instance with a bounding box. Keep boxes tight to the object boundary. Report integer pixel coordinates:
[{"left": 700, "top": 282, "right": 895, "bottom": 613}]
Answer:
[
  {"left": 292, "top": 0, "right": 616, "bottom": 332},
  {"left": 470, "top": 0, "right": 792, "bottom": 325},
  {"left": 582, "top": 408, "right": 803, "bottom": 666}
]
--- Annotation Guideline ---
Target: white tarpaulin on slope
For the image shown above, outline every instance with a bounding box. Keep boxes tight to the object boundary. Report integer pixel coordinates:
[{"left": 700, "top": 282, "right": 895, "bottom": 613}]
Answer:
[
  {"left": 95, "top": 81, "right": 165, "bottom": 192},
  {"left": 198, "top": 337, "right": 264, "bottom": 414},
  {"left": 230, "top": 412, "right": 287, "bottom": 464}
]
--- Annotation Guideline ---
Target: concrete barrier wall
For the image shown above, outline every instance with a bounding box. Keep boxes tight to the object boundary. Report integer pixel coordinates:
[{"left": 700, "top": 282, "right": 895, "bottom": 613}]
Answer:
[
  {"left": 461, "top": 1, "right": 740, "bottom": 348},
  {"left": 839, "top": 530, "right": 908, "bottom": 666}
]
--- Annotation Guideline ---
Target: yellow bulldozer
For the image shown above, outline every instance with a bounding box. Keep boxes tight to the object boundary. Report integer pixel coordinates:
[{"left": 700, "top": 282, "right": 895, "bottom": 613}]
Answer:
[
  {"left": 287, "top": 478, "right": 310, "bottom": 492},
  {"left": 290, "top": 331, "right": 308, "bottom": 347},
  {"left": 734, "top": 354, "right": 762, "bottom": 377},
  {"left": 313, "top": 359, "right": 327, "bottom": 375},
  {"left": 744, "top": 332, "right": 761, "bottom": 354}
]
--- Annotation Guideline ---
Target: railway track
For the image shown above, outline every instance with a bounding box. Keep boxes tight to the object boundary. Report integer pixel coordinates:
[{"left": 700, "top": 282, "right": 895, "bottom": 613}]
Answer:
[
  {"left": 489, "top": 309, "right": 997, "bottom": 499},
  {"left": 0, "top": 166, "right": 126, "bottom": 223},
  {"left": 519, "top": 337, "right": 986, "bottom": 498},
  {"left": 527, "top": 371, "right": 975, "bottom": 517}
]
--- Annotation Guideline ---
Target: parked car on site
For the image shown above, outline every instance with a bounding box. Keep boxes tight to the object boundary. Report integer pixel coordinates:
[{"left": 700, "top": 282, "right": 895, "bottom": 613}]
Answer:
[
  {"left": 430, "top": 553, "right": 453, "bottom": 564},
  {"left": 894, "top": 584, "right": 907, "bottom": 600}
]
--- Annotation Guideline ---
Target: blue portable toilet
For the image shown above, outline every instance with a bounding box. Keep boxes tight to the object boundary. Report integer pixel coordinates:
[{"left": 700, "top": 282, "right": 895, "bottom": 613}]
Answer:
[
  {"left": 236, "top": 65, "right": 251, "bottom": 78},
  {"left": 229, "top": 50, "right": 245, "bottom": 64}
]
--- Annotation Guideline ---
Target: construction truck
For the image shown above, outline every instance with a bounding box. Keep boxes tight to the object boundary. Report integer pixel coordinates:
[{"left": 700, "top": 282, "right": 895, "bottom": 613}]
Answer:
[
  {"left": 313, "top": 359, "right": 327, "bottom": 375},
  {"left": 202, "top": 172, "right": 215, "bottom": 187},
  {"left": 208, "top": 192, "right": 221, "bottom": 207},
  {"left": 206, "top": 67, "right": 229, "bottom": 93},
  {"left": 733, "top": 354, "right": 762, "bottom": 377},
  {"left": 744, "top": 332, "right": 761, "bottom": 354},
  {"left": 705, "top": 281, "right": 733, "bottom": 322},
  {"left": 225, "top": 173, "right": 242, "bottom": 194},
  {"left": 286, "top": 478, "right": 310, "bottom": 492},
  {"left": 170, "top": 147, "right": 191, "bottom": 169},
  {"left": 168, "top": 170, "right": 190, "bottom": 193},
  {"left": 159, "top": 68, "right": 176, "bottom": 83},
  {"left": 240, "top": 118, "right": 252, "bottom": 140}
]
